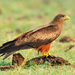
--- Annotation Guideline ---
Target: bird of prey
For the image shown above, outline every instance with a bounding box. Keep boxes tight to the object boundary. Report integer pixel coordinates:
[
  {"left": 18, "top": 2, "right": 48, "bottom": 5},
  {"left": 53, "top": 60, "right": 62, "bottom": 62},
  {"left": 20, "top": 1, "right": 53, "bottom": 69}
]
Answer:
[{"left": 0, "top": 13, "right": 70, "bottom": 60}]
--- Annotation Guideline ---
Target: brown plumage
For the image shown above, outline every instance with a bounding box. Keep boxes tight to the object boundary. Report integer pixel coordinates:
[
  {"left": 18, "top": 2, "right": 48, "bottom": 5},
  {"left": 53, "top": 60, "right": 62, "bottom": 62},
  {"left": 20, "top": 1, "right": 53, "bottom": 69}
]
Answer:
[{"left": 0, "top": 13, "right": 70, "bottom": 60}]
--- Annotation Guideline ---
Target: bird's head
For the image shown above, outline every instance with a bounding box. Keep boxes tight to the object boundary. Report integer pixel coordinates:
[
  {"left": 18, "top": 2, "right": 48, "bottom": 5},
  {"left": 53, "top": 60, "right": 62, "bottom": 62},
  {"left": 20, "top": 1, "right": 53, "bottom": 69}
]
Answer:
[{"left": 51, "top": 13, "right": 70, "bottom": 25}]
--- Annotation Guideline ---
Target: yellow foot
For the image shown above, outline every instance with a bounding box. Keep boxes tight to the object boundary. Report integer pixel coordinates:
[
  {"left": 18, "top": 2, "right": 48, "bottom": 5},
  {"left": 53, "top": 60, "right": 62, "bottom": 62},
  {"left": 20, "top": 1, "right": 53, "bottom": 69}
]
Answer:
[
  {"left": 48, "top": 52, "right": 53, "bottom": 57},
  {"left": 43, "top": 53, "right": 48, "bottom": 57}
]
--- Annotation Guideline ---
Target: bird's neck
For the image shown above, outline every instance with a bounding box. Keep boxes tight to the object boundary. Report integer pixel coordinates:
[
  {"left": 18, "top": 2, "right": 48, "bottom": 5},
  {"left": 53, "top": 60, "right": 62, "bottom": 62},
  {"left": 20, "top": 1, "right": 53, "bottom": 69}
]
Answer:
[{"left": 50, "top": 20, "right": 64, "bottom": 26}]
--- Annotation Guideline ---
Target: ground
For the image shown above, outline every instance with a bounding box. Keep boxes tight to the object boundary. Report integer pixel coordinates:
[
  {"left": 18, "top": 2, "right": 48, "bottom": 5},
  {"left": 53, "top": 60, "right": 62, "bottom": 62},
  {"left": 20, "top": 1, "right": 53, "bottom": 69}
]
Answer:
[{"left": 0, "top": 0, "right": 75, "bottom": 75}]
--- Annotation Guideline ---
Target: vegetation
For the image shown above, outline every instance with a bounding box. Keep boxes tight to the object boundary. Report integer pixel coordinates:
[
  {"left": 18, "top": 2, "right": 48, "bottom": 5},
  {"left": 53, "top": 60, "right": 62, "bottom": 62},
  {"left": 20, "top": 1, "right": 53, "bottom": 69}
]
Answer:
[{"left": 0, "top": 0, "right": 75, "bottom": 75}]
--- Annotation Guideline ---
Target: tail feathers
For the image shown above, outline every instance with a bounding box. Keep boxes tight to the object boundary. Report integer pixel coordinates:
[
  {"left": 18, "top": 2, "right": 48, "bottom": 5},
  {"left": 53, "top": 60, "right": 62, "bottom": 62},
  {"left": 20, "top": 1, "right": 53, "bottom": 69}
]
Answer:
[
  {"left": 0, "top": 39, "right": 19, "bottom": 60},
  {"left": 2, "top": 51, "right": 16, "bottom": 60},
  {"left": 0, "top": 39, "right": 17, "bottom": 50},
  {"left": 0, "top": 53, "right": 5, "bottom": 57},
  {"left": 0, "top": 39, "right": 32, "bottom": 60}
]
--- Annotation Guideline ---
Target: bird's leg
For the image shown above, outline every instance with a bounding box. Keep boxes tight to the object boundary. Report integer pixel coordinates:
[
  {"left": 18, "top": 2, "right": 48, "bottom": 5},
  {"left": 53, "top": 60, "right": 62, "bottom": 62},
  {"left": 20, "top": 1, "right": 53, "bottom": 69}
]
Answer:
[{"left": 48, "top": 52, "right": 56, "bottom": 57}]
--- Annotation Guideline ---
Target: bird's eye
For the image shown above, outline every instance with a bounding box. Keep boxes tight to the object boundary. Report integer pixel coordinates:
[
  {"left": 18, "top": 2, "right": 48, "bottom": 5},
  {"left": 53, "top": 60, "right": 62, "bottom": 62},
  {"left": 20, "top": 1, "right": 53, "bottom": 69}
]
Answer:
[{"left": 61, "top": 15, "right": 65, "bottom": 17}]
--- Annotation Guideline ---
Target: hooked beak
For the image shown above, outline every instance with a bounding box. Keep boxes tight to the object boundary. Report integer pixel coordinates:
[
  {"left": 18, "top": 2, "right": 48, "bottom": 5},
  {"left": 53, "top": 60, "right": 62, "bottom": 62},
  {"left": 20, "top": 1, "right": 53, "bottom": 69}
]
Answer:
[{"left": 65, "top": 16, "right": 70, "bottom": 20}]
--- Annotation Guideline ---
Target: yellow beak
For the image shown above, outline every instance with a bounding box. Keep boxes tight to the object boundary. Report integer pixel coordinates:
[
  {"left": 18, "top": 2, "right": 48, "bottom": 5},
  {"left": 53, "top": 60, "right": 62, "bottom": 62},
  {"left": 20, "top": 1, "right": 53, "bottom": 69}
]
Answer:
[{"left": 65, "top": 16, "right": 70, "bottom": 20}]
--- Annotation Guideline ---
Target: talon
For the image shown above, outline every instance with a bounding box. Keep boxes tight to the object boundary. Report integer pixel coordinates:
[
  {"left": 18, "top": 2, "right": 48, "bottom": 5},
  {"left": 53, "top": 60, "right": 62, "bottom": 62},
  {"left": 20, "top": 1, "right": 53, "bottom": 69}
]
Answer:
[
  {"left": 43, "top": 53, "right": 48, "bottom": 57},
  {"left": 48, "top": 52, "right": 53, "bottom": 57}
]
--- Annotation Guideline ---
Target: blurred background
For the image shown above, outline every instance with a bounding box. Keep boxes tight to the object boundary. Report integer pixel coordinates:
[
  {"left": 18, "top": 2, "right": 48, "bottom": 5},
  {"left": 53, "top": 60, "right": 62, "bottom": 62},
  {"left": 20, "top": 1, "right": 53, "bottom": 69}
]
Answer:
[{"left": 0, "top": 0, "right": 75, "bottom": 73}]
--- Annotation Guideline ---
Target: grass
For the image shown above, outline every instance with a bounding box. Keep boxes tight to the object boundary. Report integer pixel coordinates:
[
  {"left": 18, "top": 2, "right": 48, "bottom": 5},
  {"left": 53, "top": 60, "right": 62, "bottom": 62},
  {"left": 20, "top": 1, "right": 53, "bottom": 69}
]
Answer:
[{"left": 0, "top": 0, "right": 75, "bottom": 75}]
